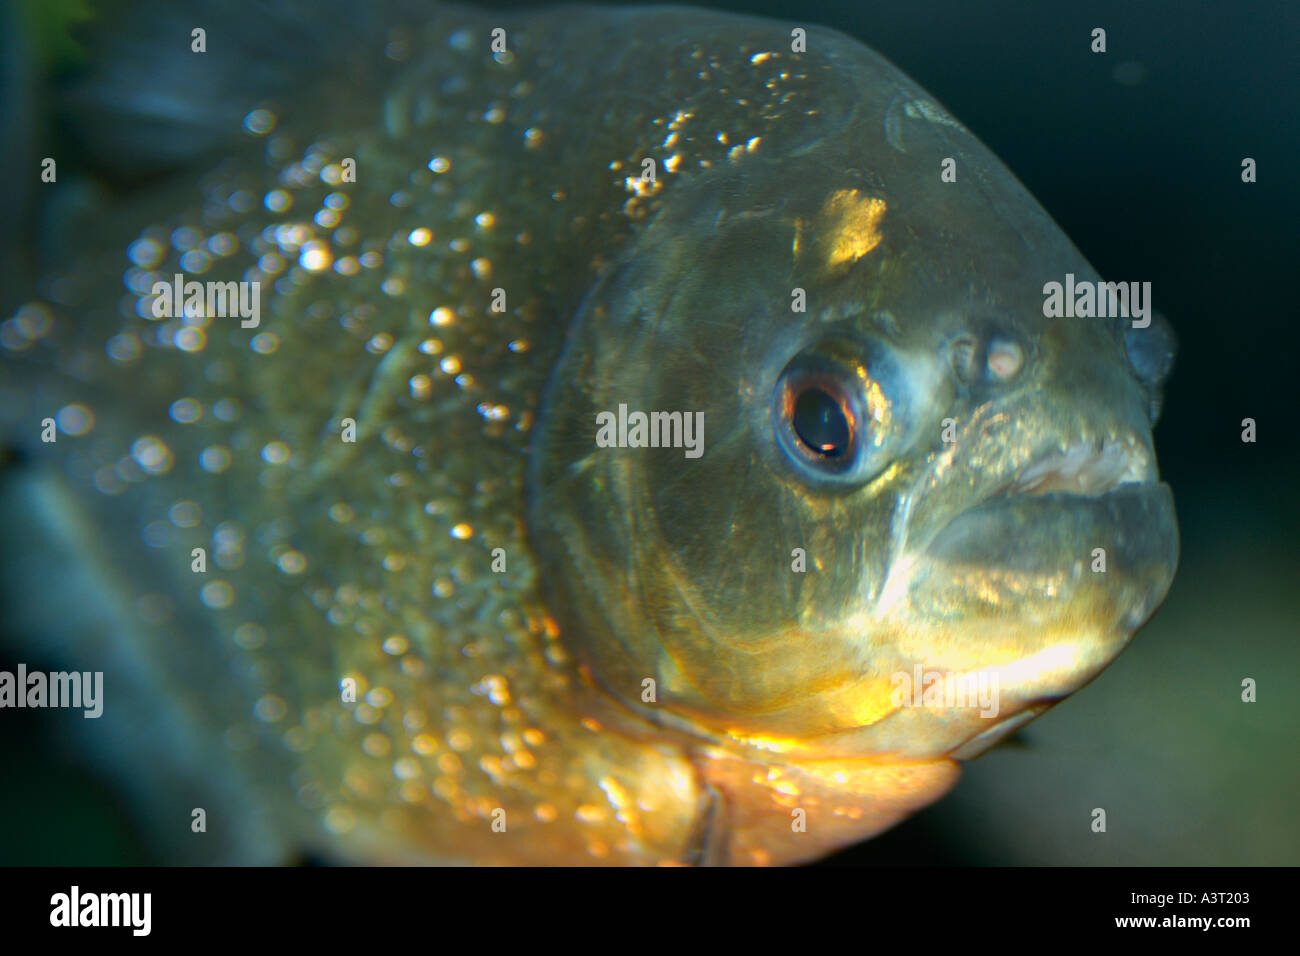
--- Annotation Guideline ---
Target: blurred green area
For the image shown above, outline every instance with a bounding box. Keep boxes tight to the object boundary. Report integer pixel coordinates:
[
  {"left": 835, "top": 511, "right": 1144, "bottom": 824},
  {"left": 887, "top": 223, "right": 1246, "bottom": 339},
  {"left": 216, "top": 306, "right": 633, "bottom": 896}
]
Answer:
[
  {"left": 12, "top": 0, "right": 96, "bottom": 71},
  {"left": 0, "top": 709, "right": 152, "bottom": 864}
]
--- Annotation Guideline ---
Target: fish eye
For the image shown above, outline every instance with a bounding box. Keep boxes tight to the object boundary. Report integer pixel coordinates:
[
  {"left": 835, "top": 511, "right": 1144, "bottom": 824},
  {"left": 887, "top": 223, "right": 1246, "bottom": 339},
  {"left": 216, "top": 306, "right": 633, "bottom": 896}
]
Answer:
[
  {"left": 792, "top": 386, "right": 851, "bottom": 457},
  {"left": 772, "top": 344, "right": 905, "bottom": 484}
]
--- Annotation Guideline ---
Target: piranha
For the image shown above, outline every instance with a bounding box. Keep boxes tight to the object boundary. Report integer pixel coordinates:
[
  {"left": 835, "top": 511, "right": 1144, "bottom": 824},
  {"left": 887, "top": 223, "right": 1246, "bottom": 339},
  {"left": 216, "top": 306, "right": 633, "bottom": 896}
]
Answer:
[{"left": 0, "top": 1, "right": 1178, "bottom": 865}]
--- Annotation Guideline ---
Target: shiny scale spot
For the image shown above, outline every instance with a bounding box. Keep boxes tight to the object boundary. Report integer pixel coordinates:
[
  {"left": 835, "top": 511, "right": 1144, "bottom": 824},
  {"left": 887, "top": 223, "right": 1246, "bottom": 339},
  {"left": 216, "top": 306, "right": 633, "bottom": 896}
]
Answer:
[
  {"left": 277, "top": 550, "right": 307, "bottom": 574},
  {"left": 174, "top": 327, "right": 207, "bottom": 352},
  {"left": 56, "top": 403, "right": 95, "bottom": 436},
  {"left": 168, "top": 501, "right": 202, "bottom": 527},
  {"left": 200, "top": 580, "right": 234, "bottom": 609},
  {"left": 243, "top": 109, "right": 277, "bottom": 135},
  {"left": 131, "top": 436, "right": 174, "bottom": 475},
  {"left": 299, "top": 243, "right": 332, "bottom": 271},
  {"left": 200, "top": 446, "right": 231, "bottom": 473},
  {"left": 264, "top": 190, "right": 291, "bottom": 213},
  {"left": 261, "top": 441, "right": 291, "bottom": 465},
  {"left": 255, "top": 695, "right": 287, "bottom": 723}
]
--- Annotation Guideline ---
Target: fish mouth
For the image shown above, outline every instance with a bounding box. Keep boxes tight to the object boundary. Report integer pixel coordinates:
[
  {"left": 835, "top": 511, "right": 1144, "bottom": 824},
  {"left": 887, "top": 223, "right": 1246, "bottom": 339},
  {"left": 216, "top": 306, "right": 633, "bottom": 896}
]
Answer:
[
  {"left": 1004, "top": 433, "right": 1155, "bottom": 497},
  {"left": 885, "top": 434, "right": 1180, "bottom": 760},
  {"left": 926, "top": 438, "right": 1176, "bottom": 595},
  {"left": 914, "top": 430, "right": 1172, "bottom": 581}
]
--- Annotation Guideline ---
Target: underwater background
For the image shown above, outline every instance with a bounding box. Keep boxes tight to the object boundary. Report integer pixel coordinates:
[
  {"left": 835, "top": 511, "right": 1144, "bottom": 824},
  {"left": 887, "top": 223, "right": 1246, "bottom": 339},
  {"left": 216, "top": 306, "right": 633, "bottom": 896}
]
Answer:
[{"left": 0, "top": 0, "right": 1296, "bottom": 864}]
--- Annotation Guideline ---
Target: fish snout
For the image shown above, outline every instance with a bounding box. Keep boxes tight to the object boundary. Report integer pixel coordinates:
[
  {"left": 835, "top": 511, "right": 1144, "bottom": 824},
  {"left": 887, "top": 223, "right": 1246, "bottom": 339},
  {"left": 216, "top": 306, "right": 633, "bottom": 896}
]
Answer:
[
  {"left": 866, "top": 469, "right": 1178, "bottom": 760},
  {"left": 1122, "top": 310, "right": 1177, "bottom": 423}
]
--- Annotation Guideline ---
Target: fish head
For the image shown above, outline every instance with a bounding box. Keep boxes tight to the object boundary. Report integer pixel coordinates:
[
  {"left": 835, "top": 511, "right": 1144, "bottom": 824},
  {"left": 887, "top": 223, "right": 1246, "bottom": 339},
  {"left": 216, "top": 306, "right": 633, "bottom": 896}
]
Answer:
[{"left": 528, "top": 30, "right": 1178, "bottom": 858}]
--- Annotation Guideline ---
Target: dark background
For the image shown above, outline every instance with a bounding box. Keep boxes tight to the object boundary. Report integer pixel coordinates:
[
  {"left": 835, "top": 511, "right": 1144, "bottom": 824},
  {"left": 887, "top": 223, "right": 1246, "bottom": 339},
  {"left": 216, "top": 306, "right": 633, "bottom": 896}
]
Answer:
[{"left": 2, "top": 0, "right": 1297, "bottom": 864}]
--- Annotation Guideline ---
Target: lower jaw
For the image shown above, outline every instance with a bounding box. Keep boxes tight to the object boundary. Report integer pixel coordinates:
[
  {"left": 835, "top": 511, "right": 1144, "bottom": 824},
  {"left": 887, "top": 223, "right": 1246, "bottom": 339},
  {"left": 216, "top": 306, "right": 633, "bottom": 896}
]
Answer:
[
  {"left": 948, "top": 704, "right": 1047, "bottom": 759},
  {"left": 685, "top": 618, "right": 1152, "bottom": 765}
]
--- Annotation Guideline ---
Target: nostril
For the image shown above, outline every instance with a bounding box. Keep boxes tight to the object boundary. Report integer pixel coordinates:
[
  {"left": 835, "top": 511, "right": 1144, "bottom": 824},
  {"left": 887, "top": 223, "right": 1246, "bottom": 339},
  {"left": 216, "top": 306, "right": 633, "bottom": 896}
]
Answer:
[
  {"left": 947, "top": 330, "right": 1026, "bottom": 385},
  {"left": 986, "top": 337, "right": 1023, "bottom": 380},
  {"left": 948, "top": 335, "right": 979, "bottom": 382},
  {"left": 1123, "top": 310, "right": 1177, "bottom": 387}
]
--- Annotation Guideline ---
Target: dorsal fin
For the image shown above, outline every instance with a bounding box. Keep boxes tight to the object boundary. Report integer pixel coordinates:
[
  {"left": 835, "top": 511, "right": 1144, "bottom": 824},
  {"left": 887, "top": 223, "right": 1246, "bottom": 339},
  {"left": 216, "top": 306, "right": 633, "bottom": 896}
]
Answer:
[{"left": 54, "top": 0, "right": 427, "bottom": 183}]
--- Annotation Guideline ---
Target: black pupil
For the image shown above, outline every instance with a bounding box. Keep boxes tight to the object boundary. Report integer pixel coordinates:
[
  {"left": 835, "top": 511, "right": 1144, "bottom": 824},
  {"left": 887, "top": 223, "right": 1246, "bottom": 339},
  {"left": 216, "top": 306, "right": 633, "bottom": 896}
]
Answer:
[{"left": 792, "top": 387, "right": 850, "bottom": 457}]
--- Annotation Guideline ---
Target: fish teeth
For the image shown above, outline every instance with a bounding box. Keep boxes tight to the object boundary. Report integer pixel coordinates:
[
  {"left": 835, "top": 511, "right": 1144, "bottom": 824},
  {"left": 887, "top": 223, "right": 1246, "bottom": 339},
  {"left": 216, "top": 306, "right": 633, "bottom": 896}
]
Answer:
[{"left": 1011, "top": 434, "right": 1153, "bottom": 496}]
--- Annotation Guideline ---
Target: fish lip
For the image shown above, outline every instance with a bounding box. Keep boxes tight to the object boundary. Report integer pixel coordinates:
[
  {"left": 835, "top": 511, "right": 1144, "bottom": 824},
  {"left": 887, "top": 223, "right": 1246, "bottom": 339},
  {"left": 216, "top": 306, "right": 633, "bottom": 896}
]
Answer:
[
  {"left": 910, "top": 476, "right": 1178, "bottom": 732},
  {"left": 908, "top": 431, "right": 1165, "bottom": 561},
  {"left": 924, "top": 477, "right": 1178, "bottom": 574},
  {"left": 1001, "top": 432, "right": 1156, "bottom": 498}
]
